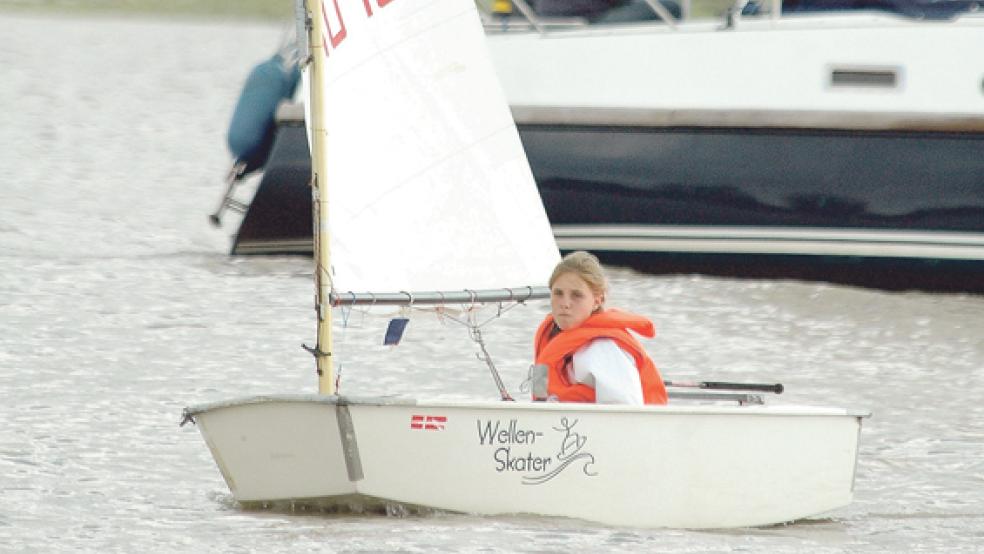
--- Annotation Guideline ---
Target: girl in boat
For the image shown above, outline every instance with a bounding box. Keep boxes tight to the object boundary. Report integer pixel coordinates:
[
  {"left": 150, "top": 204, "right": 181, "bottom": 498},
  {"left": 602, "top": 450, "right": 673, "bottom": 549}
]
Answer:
[{"left": 534, "top": 251, "right": 668, "bottom": 405}]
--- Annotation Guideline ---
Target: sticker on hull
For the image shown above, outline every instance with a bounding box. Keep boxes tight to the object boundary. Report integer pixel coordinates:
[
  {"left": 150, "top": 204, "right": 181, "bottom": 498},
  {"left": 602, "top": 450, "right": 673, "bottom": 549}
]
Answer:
[
  {"left": 477, "top": 416, "right": 596, "bottom": 484},
  {"left": 410, "top": 414, "right": 447, "bottom": 430}
]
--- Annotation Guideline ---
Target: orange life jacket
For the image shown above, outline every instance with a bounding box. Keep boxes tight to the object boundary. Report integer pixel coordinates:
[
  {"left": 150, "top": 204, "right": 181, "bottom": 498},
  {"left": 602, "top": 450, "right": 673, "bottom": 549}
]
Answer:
[{"left": 534, "top": 309, "right": 668, "bottom": 405}]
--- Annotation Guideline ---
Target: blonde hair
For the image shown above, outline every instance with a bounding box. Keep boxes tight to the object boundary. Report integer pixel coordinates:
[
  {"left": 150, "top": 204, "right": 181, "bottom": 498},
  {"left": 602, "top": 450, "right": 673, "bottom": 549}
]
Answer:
[{"left": 549, "top": 251, "right": 608, "bottom": 304}]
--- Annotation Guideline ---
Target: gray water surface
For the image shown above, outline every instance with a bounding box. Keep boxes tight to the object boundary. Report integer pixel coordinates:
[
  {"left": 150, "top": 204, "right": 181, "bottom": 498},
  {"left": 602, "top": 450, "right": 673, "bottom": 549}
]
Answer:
[{"left": 1, "top": 12, "right": 983, "bottom": 553}]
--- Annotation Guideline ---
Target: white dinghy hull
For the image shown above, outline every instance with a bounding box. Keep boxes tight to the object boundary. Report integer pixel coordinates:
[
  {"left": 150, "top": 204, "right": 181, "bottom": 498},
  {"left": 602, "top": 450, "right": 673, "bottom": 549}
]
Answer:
[{"left": 185, "top": 396, "right": 865, "bottom": 529}]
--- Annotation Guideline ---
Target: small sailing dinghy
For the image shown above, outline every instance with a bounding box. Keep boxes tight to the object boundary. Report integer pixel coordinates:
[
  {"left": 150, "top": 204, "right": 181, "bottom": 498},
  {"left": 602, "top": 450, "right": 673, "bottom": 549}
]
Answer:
[{"left": 182, "top": 0, "right": 869, "bottom": 529}]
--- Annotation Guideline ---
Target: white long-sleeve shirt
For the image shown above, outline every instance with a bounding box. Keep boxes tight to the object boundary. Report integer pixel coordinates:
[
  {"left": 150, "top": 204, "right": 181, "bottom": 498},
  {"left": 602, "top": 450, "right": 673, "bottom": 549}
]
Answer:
[{"left": 569, "top": 338, "right": 644, "bottom": 405}]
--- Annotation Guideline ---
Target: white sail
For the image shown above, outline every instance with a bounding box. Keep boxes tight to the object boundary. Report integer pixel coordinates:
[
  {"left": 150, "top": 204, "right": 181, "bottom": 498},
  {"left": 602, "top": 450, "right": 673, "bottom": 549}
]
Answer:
[{"left": 309, "top": 1, "right": 559, "bottom": 295}]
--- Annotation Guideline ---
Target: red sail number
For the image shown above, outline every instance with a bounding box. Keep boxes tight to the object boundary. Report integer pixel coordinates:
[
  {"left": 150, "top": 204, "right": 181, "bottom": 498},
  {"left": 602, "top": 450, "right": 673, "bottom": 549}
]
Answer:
[
  {"left": 322, "top": 0, "right": 347, "bottom": 55},
  {"left": 322, "top": 0, "right": 399, "bottom": 56},
  {"left": 363, "top": 0, "right": 396, "bottom": 17}
]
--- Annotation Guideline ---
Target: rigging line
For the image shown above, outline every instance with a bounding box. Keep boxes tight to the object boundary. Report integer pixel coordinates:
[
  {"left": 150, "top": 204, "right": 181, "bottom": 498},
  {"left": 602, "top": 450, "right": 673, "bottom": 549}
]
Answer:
[
  {"left": 471, "top": 324, "right": 514, "bottom": 402},
  {"left": 435, "top": 290, "right": 448, "bottom": 324},
  {"left": 345, "top": 292, "right": 382, "bottom": 324},
  {"left": 521, "top": 285, "right": 537, "bottom": 303},
  {"left": 332, "top": 293, "right": 359, "bottom": 393},
  {"left": 439, "top": 310, "right": 477, "bottom": 329},
  {"left": 340, "top": 292, "right": 356, "bottom": 328},
  {"left": 437, "top": 298, "right": 524, "bottom": 330},
  {"left": 475, "top": 300, "right": 524, "bottom": 329},
  {"left": 436, "top": 300, "right": 525, "bottom": 402}
]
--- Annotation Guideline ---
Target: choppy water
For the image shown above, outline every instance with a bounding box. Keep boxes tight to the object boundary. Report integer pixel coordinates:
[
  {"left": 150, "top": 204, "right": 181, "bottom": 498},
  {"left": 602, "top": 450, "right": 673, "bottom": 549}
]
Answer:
[{"left": 2, "top": 11, "right": 984, "bottom": 553}]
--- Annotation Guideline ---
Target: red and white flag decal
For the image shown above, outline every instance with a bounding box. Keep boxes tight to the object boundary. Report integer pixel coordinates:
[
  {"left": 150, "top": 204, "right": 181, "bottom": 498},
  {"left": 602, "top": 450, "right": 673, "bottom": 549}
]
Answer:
[{"left": 410, "top": 415, "right": 447, "bottom": 431}]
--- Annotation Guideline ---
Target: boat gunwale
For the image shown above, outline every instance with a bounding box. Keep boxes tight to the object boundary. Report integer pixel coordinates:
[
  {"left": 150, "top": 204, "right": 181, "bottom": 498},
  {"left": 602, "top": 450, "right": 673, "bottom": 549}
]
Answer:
[{"left": 183, "top": 393, "right": 870, "bottom": 419}]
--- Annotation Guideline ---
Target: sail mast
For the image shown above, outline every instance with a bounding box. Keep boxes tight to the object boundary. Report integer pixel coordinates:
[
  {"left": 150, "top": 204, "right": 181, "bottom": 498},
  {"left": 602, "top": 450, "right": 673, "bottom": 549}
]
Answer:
[{"left": 305, "top": 0, "right": 335, "bottom": 395}]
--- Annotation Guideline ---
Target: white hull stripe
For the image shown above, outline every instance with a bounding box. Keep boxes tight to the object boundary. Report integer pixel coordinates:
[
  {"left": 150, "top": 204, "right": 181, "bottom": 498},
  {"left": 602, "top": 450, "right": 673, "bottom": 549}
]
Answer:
[{"left": 552, "top": 225, "right": 984, "bottom": 261}]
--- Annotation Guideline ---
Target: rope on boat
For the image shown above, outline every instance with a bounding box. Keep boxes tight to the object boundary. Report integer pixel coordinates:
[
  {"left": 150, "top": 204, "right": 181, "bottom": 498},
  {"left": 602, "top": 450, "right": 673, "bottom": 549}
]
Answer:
[
  {"left": 439, "top": 299, "right": 527, "bottom": 402},
  {"left": 324, "top": 288, "right": 536, "bottom": 400},
  {"left": 471, "top": 325, "right": 513, "bottom": 401}
]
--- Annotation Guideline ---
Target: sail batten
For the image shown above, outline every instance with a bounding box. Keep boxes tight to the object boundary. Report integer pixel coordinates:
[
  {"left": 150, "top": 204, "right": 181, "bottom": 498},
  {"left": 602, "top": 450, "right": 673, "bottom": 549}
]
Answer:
[{"left": 329, "top": 286, "right": 550, "bottom": 307}]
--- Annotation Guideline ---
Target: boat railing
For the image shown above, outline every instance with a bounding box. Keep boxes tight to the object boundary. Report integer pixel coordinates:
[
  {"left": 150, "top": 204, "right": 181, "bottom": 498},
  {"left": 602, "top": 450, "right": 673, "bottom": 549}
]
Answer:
[{"left": 478, "top": 0, "right": 784, "bottom": 34}]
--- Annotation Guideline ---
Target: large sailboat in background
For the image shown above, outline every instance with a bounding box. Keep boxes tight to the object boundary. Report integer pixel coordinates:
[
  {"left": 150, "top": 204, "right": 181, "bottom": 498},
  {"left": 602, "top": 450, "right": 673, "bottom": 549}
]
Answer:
[
  {"left": 211, "top": 0, "right": 984, "bottom": 293},
  {"left": 486, "top": 0, "right": 984, "bottom": 291},
  {"left": 184, "top": 0, "right": 868, "bottom": 529}
]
